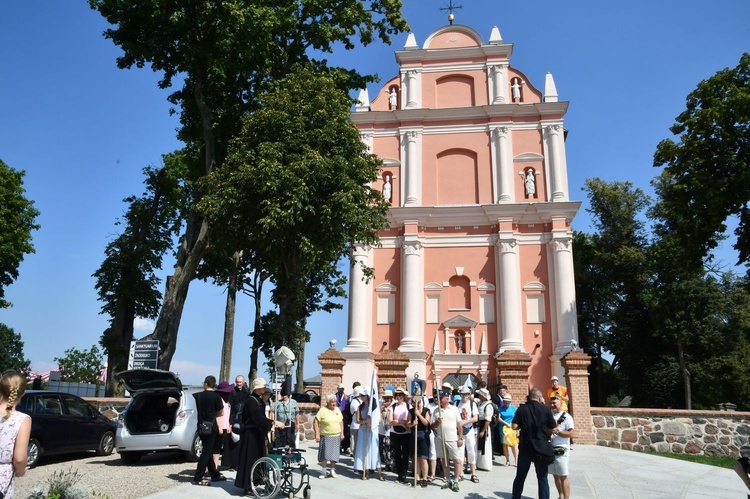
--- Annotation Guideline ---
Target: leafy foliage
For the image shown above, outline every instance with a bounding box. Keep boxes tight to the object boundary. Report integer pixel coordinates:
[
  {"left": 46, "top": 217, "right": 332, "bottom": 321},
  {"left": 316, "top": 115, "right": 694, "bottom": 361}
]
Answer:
[
  {"left": 200, "top": 65, "right": 389, "bottom": 350},
  {"left": 90, "top": 0, "right": 408, "bottom": 369},
  {"left": 0, "top": 159, "right": 40, "bottom": 308},
  {"left": 652, "top": 52, "right": 750, "bottom": 274},
  {"left": 54, "top": 345, "right": 105, "bottom": 387},
  {"left": 0, "top": 323, "right": 31, "bottom": 372}
]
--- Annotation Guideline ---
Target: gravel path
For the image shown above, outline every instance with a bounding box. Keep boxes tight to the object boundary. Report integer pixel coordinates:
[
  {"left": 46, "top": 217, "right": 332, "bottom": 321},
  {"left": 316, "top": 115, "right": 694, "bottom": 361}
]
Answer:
[{"left": 15, "top": 451, "right": 199, "bottom": 498}]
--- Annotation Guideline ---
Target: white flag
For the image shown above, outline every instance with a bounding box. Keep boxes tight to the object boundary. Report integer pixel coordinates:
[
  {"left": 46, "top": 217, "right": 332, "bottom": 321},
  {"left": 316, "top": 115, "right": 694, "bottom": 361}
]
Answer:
[{"left": 369, "top": 370, "right": 380, "bottom": 431}]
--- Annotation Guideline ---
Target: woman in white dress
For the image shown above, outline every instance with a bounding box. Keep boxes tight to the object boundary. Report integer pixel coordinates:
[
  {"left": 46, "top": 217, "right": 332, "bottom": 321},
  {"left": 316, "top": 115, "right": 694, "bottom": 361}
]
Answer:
[
  {"left": 475, "top": 388, "right": 494, "bottom": 472},
  {"left": 353, "top": 391, "right": 383, "bottom": 480},
  {"left": 0, "top": 371, "right": 31, "bottom": 499}
]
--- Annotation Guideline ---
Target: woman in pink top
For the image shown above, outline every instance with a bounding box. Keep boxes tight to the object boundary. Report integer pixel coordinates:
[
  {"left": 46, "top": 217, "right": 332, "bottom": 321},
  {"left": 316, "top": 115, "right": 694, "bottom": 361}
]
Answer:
[
  {"left": 387, "top": 387, "right": 413, "bottom": 484},
  {"left": 215, "top": 381, "right": 234, "bottom": 469}
]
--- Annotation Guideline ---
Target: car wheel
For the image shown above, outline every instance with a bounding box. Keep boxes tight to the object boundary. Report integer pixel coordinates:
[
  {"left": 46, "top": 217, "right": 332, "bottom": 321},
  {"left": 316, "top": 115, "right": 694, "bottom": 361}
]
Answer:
[
  {"left": 186, "top": 432, "right": 202, "bottom": 462},
  {"left": 119, "top": 451, "right": 143, "bottom": 464},
  {"left": 96, "top": 431, "right": 115, "bottom": 456},
  {"left": 27, "top": 438, "right": 41, "bottom": 468}
]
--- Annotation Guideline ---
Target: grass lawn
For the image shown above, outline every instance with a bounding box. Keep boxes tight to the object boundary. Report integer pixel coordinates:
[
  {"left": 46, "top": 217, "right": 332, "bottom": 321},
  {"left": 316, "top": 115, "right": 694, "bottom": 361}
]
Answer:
[{"left": 645, "top": 451, "right": 737, "bottom": 469}]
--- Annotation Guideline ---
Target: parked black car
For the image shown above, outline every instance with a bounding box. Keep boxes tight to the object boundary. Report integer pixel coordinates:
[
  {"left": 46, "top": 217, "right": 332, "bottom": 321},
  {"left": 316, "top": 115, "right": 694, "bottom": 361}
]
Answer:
[{"left": 17, "top": 390, "right": 117, "bottom": 467}]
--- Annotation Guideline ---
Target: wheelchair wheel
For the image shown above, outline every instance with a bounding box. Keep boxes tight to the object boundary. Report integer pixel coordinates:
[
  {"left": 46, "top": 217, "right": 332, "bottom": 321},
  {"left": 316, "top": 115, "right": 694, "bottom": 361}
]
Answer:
[
  {"left": 302, "top": 484, "right": 311, "bottom": 499},
  {"left": 250, "top": 457, "right": 281, "bottom": 499}
]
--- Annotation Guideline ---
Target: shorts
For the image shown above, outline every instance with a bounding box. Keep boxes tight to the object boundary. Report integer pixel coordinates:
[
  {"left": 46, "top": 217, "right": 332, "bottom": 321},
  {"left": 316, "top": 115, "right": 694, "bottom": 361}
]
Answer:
[
  {"left": 549, "top": 447, "right": 570, "bottom": 476},
  {"left": 436, "top": 440, "right": 461, "bottom": 461}
]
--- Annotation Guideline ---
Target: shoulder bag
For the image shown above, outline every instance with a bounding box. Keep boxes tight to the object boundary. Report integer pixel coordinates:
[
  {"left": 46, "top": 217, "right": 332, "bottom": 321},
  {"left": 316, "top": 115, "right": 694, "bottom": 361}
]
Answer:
[{"left": 527, "top": 402, "right": 555, "bottom": 465}]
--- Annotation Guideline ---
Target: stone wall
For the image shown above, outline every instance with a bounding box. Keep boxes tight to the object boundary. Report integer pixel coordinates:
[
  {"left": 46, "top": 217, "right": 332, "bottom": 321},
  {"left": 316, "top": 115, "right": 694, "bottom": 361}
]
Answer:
[
  {"left": 591, "top": 407, "right": 750, "bottom": 457},
  {"left": 297, "top": 402, "right": 320, "bottom": 442}
]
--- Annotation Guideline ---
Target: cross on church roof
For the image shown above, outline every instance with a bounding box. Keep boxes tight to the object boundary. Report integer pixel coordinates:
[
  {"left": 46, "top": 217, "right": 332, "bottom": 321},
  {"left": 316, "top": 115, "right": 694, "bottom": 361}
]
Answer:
[{"left": 440, "top": 0, "right": 463, "bottom": 25}]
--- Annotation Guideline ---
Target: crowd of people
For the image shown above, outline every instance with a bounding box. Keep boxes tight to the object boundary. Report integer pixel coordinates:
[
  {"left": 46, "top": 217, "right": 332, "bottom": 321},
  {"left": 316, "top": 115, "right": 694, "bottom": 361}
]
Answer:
[
  {"left": 191, "top": 373, "right": 574, "bottom": 498},
  {"left": 311, "top": 376, "right": 574, "bottom": 499}
]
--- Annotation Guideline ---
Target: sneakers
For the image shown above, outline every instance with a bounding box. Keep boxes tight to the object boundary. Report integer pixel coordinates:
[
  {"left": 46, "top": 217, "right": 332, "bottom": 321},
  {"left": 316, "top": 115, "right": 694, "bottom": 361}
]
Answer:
[
  {"left": 319, "top": 470, "right": 330, "bottom": 479},
  {"left": 451, "top": 480, "right": 460, "bottom": 492},
  {"left": 329, "top": 469, "right": 337, "bottom": 478}
]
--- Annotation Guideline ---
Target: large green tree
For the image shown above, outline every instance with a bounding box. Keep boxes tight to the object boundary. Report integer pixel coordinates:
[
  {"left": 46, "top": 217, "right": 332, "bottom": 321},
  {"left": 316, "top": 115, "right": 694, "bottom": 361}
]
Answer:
[
  {"left": 574, "top": 178, "right": 651, "bottom": 406},
  {"left": 0, "top": 323, "right": 31, "bottom": 372},
  {"left": 200, "top": 66, "right": 389, "bottom": 372},
  {"left": 0, "top": 160, "right": 40, "bottom": 309},
  {"left": 94, "top": 156, "right": 187, "bottom": 395},
  {"left": 90, "top": 0, "right": 408, "bottom": 369},
  {"left": 652, "top": 52, "right": 750, "bottom": 274}
]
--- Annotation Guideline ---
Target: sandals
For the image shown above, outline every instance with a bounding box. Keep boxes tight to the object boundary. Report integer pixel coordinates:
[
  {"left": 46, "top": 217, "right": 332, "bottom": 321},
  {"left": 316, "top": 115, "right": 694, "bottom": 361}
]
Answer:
[
  {"left": 193, "top": 480, "right": 211, "bottom": 486},
  {"left": 470, "top": 475, "right": 479, "bottom": 483},
  {"left": 213, "top": 474, "right": 227, "bottom": 482},
  {"left": 504, "top": 461, "right": 510, "bottom": 467}
]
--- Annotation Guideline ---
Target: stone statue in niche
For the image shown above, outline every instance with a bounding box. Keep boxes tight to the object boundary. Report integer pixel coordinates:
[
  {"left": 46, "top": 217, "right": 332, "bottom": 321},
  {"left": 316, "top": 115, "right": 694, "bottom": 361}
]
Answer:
[
  {"left": 511, "top": 78, "right": 524, "bottom": 102},
  {"left": 524, "top": 168, "right": 536, "bottom": 198},
  {"left": 456, "top": 333, "right": 465, "bottom": 353},
  {"left": 383, "top": 174, "right": 392, "bottom": 201},
  {"left": 388, "top": 88, "right": 398, "bottom": 109}
]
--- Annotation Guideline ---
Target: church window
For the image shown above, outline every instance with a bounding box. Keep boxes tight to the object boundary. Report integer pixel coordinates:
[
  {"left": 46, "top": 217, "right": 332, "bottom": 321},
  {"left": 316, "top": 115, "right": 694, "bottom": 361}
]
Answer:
[{"left": 448, "top": 275, "right": 471, "bottom": 310}]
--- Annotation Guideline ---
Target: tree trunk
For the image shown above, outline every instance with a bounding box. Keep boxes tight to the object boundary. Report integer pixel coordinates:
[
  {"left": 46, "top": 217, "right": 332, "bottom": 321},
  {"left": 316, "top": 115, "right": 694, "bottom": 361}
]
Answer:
[
  {"left": 677, "top": 336, "right": 692, "bottom": 409},
  {"left": 248, "top": 271, "right": 265, "bottom": 382},
  {"left": 103, "top": 298, "right": 135, "bottom": 397},
  {"left": 295, "top": 341, "right": 305, "bottom": 394},
  {"left": 145, "top": 211, "right": 210, "bottom": 369},
  {"left": 220, "top": 251, "right": 242, "bottom": 381},
  {"left": 145, "top": 72, "right": 216, "bottom": 370}
]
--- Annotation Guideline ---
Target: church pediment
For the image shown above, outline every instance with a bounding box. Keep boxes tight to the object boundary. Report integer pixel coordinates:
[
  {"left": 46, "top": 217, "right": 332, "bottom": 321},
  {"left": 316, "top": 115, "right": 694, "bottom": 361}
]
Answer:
[{"left": 442, "top": 314, "right": 477, "bottom": 328}]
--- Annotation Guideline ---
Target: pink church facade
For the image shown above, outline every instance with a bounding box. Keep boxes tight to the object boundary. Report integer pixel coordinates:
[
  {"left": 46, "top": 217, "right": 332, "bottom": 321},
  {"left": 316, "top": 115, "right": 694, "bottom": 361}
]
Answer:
[{"left": 342, "top": 24, "right": 581, "bottom": 393}]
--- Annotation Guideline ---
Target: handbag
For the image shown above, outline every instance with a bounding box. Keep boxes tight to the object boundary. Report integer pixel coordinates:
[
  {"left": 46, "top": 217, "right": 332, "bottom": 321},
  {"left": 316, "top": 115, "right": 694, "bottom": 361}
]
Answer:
[
  {"left": 198, "top": 420, "right": 214, "bottom": 436},
  {"left": 527, "top": 402, "right": 555, "bottom": 465}
]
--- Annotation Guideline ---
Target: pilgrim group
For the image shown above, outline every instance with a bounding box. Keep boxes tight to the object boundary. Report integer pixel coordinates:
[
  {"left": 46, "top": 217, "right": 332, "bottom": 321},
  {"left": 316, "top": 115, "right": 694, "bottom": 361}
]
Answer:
[{"left": 192, "top": 373, "right": 575, "bottom": 499}]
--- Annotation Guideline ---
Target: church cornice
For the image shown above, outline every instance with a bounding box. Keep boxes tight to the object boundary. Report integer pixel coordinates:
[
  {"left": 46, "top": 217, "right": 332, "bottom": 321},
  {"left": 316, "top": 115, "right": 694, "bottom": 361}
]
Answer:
[
  {"left": 350, "top": 101, "right": 569, "bottom": 126},
  {"left": 395, "top": 44, "right": 512, "bottom": 65},
  {"left": 385, "top": 202, "right": 580, "bottom": 227}
]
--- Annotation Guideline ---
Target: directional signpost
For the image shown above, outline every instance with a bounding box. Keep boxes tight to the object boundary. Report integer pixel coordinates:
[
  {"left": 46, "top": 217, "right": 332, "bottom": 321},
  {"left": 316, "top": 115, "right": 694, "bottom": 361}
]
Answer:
[{"left": 128, "top": 340, "right": 159, "bottom": 370}]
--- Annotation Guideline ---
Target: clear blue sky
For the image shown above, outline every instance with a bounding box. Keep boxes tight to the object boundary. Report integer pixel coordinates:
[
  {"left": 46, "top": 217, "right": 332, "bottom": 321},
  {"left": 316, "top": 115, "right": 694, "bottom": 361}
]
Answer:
[{"left": 1, "top": 1, "right": 748, "bottom": 386}]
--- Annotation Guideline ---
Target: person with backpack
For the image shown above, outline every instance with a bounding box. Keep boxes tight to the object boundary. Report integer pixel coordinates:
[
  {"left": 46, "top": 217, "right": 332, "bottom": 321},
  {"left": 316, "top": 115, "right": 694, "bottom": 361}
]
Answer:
[
  {"left": 348, "top": 385, "right": 363, "bottom": 457},
  {"left": 457, "top": 386, "right": 479, "bottom": 483}
]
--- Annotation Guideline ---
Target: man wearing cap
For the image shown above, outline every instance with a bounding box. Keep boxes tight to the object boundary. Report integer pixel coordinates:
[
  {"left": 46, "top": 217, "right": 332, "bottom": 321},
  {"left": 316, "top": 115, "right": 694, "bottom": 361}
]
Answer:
[
  {"left": 547, "top": 376, "right": 569, "bottom": 411},
  {"left": 550, "top": 395, "right": 575, "bottom": 499},
  {"left": 457, "top": 386, "right": 479, "bottom": 482},
  {"left": 431, "top": 390, "right": 463, "bottom": 491}
]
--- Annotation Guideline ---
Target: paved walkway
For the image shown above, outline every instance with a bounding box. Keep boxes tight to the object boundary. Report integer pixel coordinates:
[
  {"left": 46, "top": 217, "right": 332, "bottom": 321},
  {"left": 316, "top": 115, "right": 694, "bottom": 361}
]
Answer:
[{"left": 144, "top": 441, "right": 749, "bottom": 498}]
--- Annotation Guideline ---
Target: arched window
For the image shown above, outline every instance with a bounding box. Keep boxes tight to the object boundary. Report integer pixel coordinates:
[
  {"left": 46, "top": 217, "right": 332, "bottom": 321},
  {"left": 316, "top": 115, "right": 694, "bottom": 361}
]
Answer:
[{"left": 448, "top": 275, "right": 471, "bottom": 310}]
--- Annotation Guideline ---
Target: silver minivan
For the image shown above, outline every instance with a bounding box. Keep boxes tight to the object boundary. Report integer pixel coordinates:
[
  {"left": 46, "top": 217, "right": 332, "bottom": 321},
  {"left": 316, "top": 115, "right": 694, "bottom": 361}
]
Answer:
[{"left": 115, "top": 369, "right": 202, "bottom": 464}]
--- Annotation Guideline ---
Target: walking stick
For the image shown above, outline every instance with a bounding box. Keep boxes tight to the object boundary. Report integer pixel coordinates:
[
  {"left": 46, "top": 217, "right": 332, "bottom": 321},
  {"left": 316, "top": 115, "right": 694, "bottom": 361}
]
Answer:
[
  {"left": 362, "top": 403, "right": 369, "bottom": 479},
  {"left": 434, "top": 376, "right": 449, "bottom": 484},
  {"left": 413, "top": 397, "right": 419, "bottom": 487}
]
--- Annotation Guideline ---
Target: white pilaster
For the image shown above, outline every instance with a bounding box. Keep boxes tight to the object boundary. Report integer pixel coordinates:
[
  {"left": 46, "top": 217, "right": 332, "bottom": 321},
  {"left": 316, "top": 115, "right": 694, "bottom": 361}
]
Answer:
[
  {"left": 545, "top": 124, "right": 568, "bottom": 201},
  {"left": 402, "top": 130, "right": 421, "bottom": 206},
  {"left": 401, "top": 238, "right": 423, "bottom": 351},
  {"left": 402, "top": 69, "right": 421, "bottom": 109},
  {"left": 491, "top": 126, "right": 513, "bottom": 202},
  {"left": 549, "top": 231, "right": 578, "bottom": 351},
  {"left": 345, "top": 244, "right": 371, "bottom": 351},
  {"left": 488, "top": 63, "right": 509, "bottom": 104},
  {"left": 496, "top": 234, "right": 523, "bottom": 351}
]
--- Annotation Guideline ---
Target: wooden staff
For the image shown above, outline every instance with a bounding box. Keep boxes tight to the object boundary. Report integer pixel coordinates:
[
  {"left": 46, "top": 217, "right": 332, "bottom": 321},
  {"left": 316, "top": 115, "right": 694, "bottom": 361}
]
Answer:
[
  {"left": 413, "top": 393, "right": 418, "bottom": 487},
  {"left": 434, "top": 376, "right": 448, "bottom": 482}
]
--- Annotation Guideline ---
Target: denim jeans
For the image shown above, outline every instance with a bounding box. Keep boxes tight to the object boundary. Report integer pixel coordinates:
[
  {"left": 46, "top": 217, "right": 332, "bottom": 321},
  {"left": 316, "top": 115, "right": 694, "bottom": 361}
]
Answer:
[{"left": 511, "top": 445, "right": 549, "bottom": 499}]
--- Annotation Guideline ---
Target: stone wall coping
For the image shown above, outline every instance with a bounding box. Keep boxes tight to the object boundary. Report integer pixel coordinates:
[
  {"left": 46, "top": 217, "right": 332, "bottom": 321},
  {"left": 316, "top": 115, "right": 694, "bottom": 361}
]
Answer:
[{"left": 591, "top": 407, "right": 750, "bottom": 419}]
